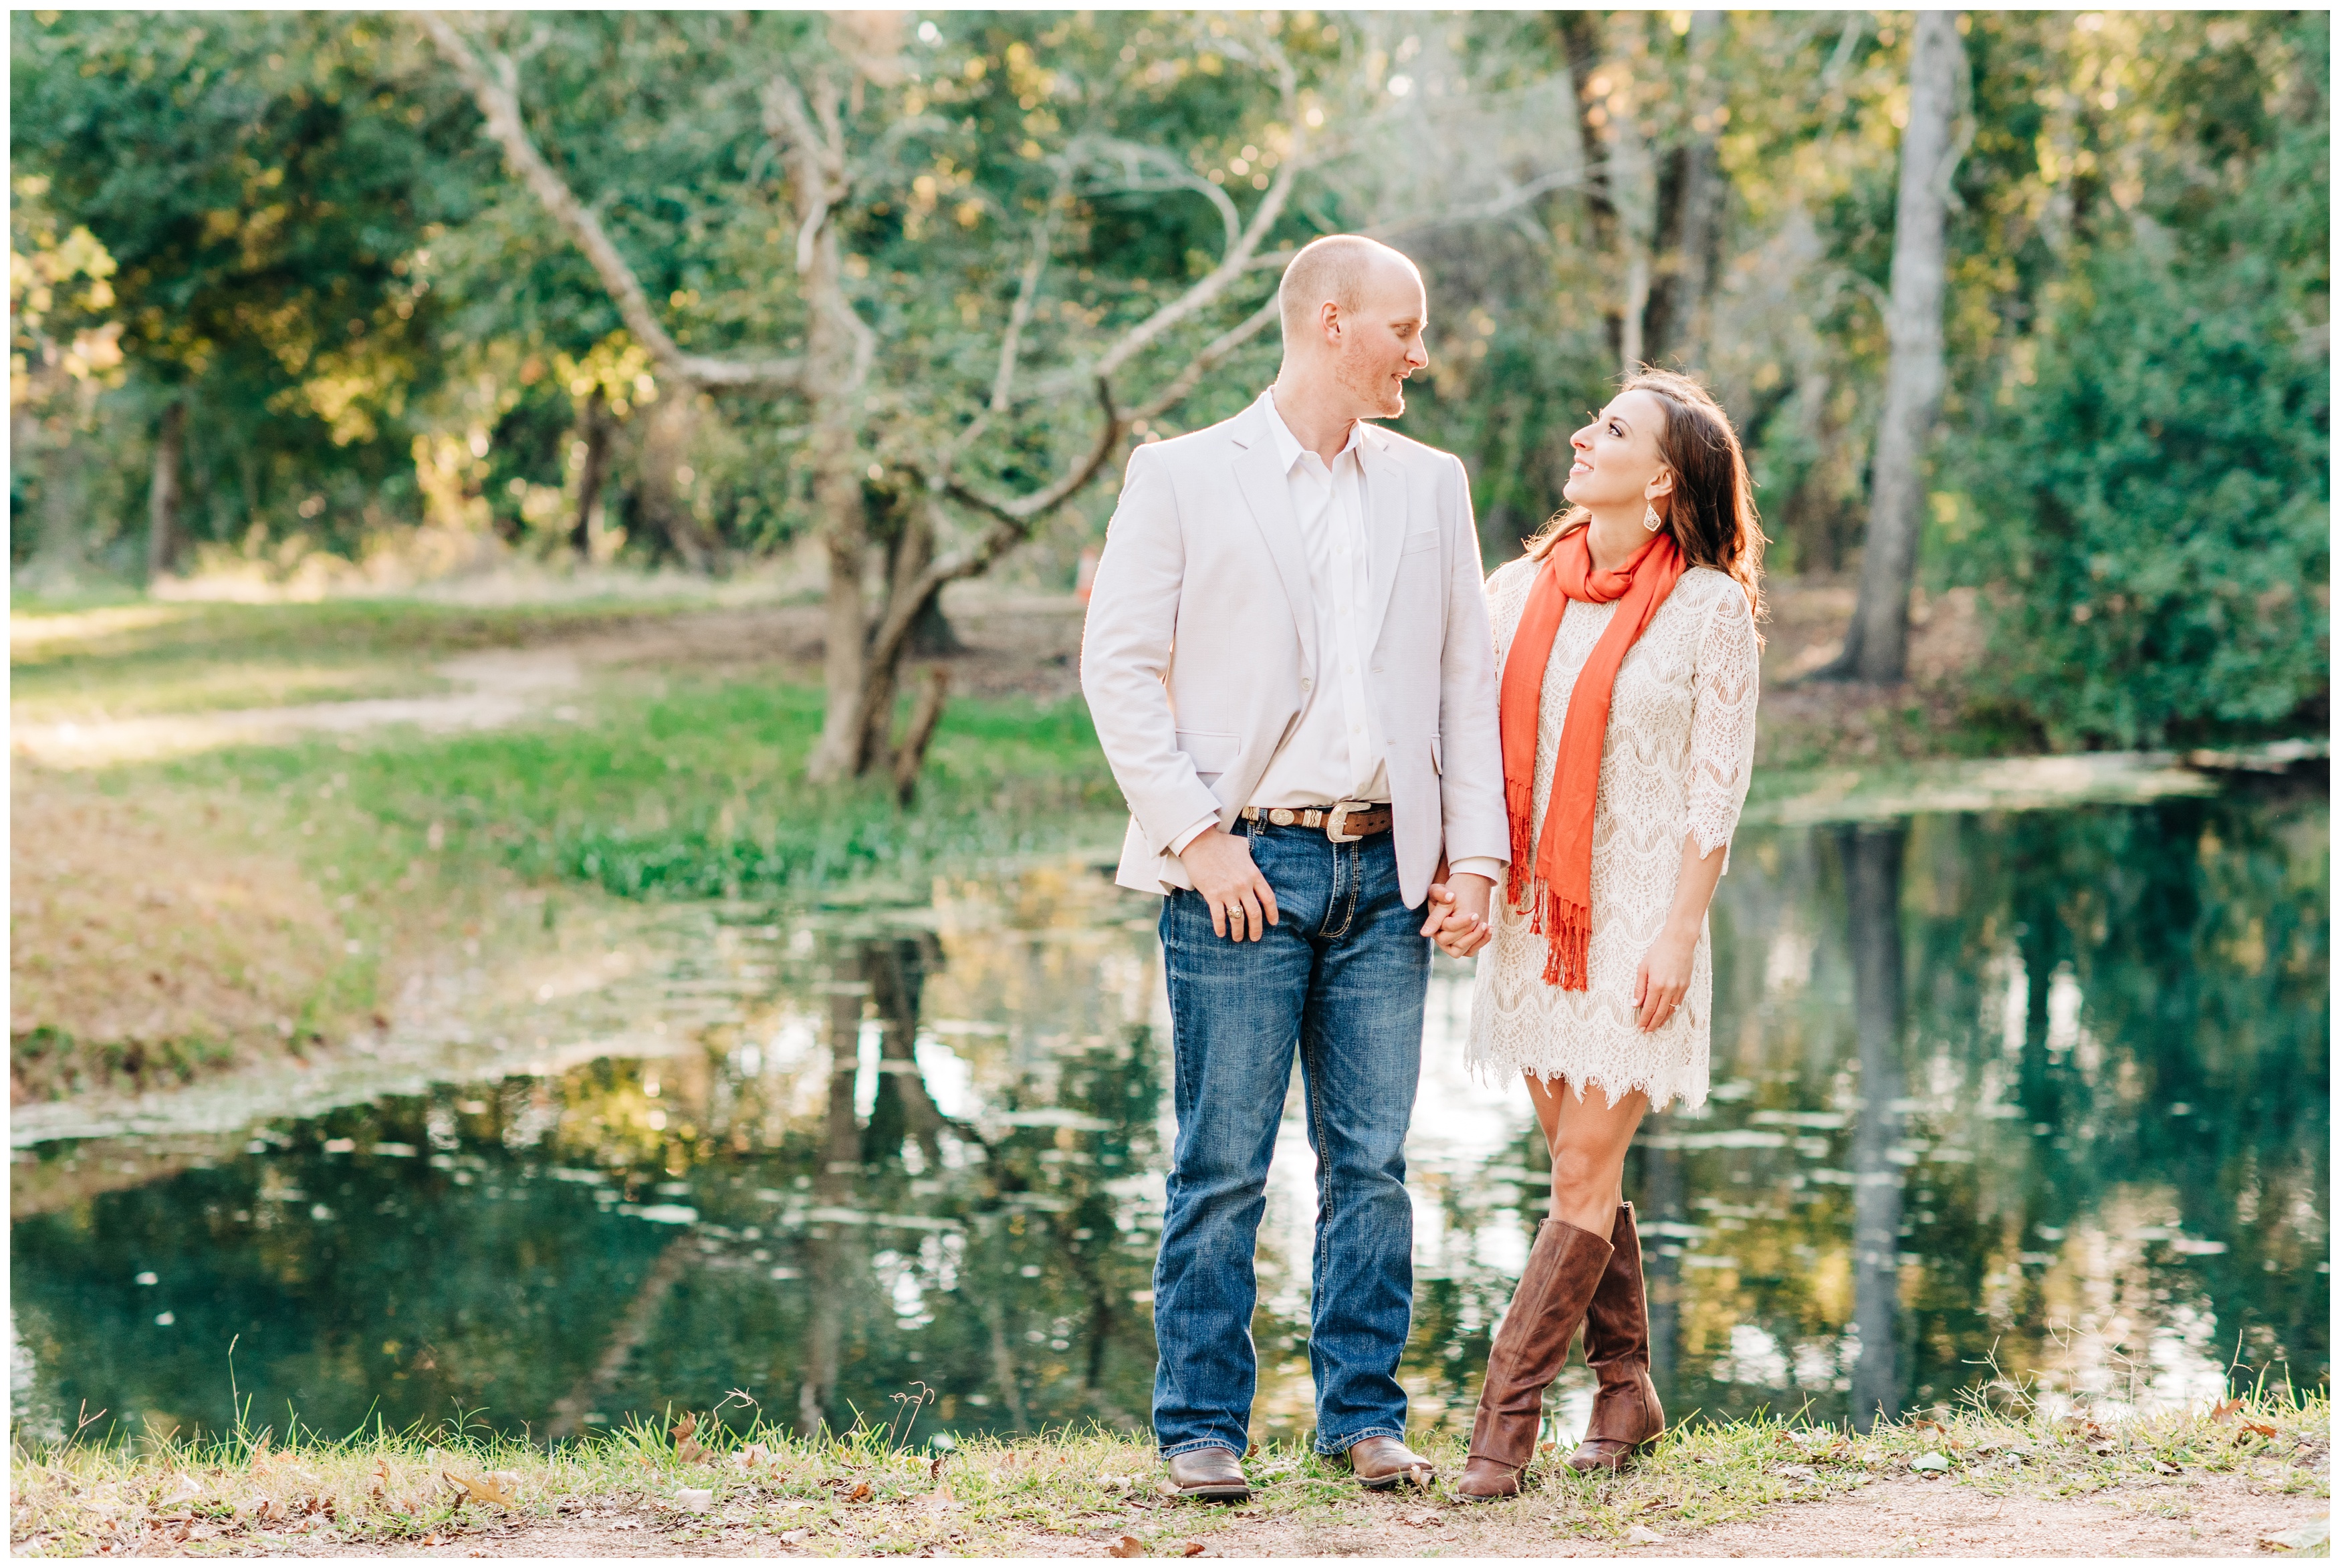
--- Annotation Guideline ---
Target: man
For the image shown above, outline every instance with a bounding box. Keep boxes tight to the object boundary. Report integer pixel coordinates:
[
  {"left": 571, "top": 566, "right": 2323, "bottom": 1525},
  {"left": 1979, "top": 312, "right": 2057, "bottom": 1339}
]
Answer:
[{"left": 1080, "top": 234, "right": 1506, "bottom": 1500}]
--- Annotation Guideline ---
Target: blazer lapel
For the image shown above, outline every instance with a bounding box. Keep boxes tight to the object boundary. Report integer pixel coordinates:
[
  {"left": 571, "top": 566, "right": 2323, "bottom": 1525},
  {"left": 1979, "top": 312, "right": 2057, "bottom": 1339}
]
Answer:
[
  {"left": 1230, "top": 409, "right": 1318, "bottom": 678},
  {"left": 1358, "top": 430, "right": 1409, "bottom": 654}
]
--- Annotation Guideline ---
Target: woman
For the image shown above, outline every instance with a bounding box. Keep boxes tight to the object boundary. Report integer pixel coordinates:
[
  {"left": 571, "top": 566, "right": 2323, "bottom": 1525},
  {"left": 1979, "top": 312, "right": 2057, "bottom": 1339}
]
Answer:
[{"left": 1444, "top": 369, "right": 1762, "bottom": 1499}]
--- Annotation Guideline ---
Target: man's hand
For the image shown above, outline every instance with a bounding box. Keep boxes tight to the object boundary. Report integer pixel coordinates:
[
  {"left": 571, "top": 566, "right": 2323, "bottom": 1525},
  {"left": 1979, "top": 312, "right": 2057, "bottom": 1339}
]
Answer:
[
  {"left": 1179, "top": 828, "right": 1280, "bottom": 941},
  {"left": 1420, "top": 870, "right": 1496, "bottom": 958}
]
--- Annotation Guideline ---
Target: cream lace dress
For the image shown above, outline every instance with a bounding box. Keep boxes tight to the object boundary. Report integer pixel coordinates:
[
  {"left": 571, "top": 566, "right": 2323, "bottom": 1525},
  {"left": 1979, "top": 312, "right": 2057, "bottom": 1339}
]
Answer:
[{"left": 1464, "top": 558, "right": 1760, "bottom": 1112}]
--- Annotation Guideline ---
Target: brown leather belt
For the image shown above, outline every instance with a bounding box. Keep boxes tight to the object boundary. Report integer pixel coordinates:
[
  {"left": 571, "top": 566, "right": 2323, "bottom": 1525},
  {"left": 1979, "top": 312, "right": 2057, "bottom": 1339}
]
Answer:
[{"left": 1240, "top": 802, "right": 1393, "bottom": 843}]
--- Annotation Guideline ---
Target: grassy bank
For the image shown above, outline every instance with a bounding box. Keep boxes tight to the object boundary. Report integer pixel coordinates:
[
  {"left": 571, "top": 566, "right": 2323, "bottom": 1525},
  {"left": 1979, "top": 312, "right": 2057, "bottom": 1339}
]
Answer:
[
  {"left": 9, "top": 592, "right": 1127, "bottom": 1104},
  {"left": 10, "top": 1392, "right": 2326, "bottom": 1557}
]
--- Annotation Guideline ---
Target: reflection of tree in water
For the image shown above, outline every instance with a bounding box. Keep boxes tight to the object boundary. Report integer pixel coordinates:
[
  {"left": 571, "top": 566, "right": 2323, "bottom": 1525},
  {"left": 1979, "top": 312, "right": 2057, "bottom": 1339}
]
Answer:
[
  {"left": 12, "top": 902, "right": 1169, "bottom": 1443},
  {"left": 620, "top": 925, "right": 1165, "bottom": 1442},
  {"left": 1841, "top": 823, "right": 1906, "bottom": 1432},
  {"left": 1619, "top": 787, "right": 2325, "bottom": 1425}
]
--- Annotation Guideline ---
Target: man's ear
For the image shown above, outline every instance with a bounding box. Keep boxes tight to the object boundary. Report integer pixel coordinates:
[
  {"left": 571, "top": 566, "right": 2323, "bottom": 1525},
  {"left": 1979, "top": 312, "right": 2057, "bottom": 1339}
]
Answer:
[{"left": 1318, "top": 299, "right": 1342, "bottom": 347}]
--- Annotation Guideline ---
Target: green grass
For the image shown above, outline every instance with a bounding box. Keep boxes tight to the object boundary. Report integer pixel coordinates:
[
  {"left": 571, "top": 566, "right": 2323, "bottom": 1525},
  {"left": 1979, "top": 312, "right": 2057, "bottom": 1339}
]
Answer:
[
  {"left": 11, "top": 1390, "right": 2325, "bottom": 1556},
  {"left": 150, "top": 676, "right": 1126, "bottom": 908}
]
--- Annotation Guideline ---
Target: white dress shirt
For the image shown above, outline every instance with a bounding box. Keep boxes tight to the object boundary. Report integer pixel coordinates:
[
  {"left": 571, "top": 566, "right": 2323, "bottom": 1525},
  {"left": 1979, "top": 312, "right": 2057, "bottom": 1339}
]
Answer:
[{"left": 1170, "top": 389, "right": 1505, "bottom": 890}]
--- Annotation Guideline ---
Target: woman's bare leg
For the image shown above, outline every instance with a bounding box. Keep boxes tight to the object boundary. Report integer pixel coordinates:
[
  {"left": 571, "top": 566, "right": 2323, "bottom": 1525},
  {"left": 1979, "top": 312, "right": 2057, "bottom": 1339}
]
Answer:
[{"left": 1524, "top": 1075, "right": 1648, "bottom": 1232}]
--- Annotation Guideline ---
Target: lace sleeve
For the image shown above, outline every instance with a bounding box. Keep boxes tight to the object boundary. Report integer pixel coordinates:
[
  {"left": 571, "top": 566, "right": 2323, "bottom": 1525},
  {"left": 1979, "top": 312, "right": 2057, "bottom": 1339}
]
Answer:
[{"left": 1683, "top": 582, "right": 1760, "bottom": 858}]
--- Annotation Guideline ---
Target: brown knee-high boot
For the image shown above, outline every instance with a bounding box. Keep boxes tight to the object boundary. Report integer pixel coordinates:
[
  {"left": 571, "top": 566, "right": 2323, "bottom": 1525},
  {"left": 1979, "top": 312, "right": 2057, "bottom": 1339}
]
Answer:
[
  {"left": 1456, "top": 1218, "right": 1614, "bottom": 1500},
  {"left": 1567, "top": 1202, "right": 1667, "bottom": 1472}
]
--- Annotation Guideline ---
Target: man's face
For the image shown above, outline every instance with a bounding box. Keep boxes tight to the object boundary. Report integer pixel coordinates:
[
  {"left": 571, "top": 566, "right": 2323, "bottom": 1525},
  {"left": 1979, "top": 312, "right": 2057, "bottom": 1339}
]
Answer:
[{"left": 1330, "top": 259, "right": 1429, "bottom": 420}]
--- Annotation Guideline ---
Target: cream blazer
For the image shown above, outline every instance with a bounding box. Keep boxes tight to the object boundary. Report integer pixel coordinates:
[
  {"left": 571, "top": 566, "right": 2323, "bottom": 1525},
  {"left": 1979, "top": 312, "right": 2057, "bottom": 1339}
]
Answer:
[{"left": 1078, "top": 399, "right": 1508, "bottom": 908}]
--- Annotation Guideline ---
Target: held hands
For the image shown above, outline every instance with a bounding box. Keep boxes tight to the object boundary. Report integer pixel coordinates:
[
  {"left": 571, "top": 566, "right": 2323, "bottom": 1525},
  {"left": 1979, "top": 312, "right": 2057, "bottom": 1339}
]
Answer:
[
  {"left": 1633, "top": 920, "right": 1698, "bottom": 1031},
  {"left": 1420, "top": 867, "right": 1496, "bottom": 958},
  {"left": 1179, "top": 827, "right": 1280, "bottom": 941}
]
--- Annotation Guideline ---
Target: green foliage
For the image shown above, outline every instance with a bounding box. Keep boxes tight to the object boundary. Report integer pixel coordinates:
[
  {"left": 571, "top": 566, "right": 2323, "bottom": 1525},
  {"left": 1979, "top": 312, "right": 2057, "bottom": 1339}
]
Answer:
[
  {"left": 9, "top": 11, "right": 479, "bottom": 558},
  {"left": 1942, "top": 15, "right": 2329, "bottom": 749}
]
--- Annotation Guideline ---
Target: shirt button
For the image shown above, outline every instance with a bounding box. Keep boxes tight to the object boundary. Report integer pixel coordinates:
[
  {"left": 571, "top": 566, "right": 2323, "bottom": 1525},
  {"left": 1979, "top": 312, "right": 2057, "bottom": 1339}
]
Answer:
[{"left": 1301, "top": 678, "right": 1313, "bottom": 690}]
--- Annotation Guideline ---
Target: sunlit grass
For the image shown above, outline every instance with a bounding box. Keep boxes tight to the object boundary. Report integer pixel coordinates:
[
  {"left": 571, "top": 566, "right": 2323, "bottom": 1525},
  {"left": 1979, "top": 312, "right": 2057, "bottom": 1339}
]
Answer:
[
  {"left": 150, "top": 676, "right": 1126, "bottom": 906},
  {"left": 11, "top": 1388, "right": 2325, "bottom": 1555},
  {"left": 7, "top": 596, "right": 706, "bottom": 721}
]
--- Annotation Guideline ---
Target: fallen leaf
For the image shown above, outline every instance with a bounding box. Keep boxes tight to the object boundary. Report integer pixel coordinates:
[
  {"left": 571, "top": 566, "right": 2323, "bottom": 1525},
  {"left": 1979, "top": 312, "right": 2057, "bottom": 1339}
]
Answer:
[
  {"left": 1778, "top": 1464, "right": 1817, "bottom": 1481},
  {"left": 1910, "top": 1452, "right": 1952, "bottom": 1474},
  {"left": 421, "top": 1533, "right": 443, "bottom": 1547},
  {"left": 2262, "top": 1519, "right": 2331, "bottom": 1552},
  {"left": 2209, "top": 1398, "right": 2246, "bottom": 1421},
  {"left": 610, "top": 1519, "right": 640, "bottom": 1531},
  {"left": 2151, "top": 1460, "right": 2180, "bottom": 1475},
  {"left": 1108, "top": 1535, "right": 1145, "bottom": 1557},
  {"left": 848, "top": 1480, "right": 873, "bottom": 1503},
  {"left": 1182, "top": 1542, "right": 1205, "bottom": 1557},
  {"left": 780, "top": 1529, "right": 810, "bottom": 1545},
  {"left": 921, "top": 1482, "right": 958, "bottom": 1515},
  {"left": 733, "top": 1442, "right": 773, "bottom": 1470},
  {"left": 2244, "top": 1422, "right": 2280, "bottom": 1439},
  {"left": 1625, "top": 1524, "right": 1667, "bottom": 1545},
  {"left": 443, "top": 1471, "right": 519, "bottom": 1507},
  {"left": 1155, "top": 1479, "right": 1183, "bottom": 1499},
  {"left": 673, "top": 1413, "right": 707, "bottom": 1465},
  {"left": 676, "top": 1488, "right": 713, "bottom": 1513}
]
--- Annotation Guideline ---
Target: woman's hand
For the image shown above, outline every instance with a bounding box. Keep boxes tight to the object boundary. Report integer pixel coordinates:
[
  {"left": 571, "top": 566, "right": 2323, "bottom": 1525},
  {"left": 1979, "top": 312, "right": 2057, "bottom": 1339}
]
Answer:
[{"left": 1633, "top": 922, "right": 1697, "bottom": 1031}]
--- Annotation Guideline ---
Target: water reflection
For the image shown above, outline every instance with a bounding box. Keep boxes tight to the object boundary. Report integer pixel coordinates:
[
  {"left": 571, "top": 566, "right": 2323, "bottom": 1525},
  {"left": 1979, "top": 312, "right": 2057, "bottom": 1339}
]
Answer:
[
  {"left": 11, "top": 787, "right": 2329, "bottom": 1446},
  {"left": 1842, "top": 822, "right": 1906, "bottom": 1432}
]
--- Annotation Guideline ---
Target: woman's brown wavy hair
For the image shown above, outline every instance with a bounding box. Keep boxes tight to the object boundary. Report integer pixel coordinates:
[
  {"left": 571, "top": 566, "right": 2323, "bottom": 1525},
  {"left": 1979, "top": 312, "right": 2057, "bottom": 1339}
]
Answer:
[{"left": 1527, "top": 368, "right": 1766, "bottom": 630}]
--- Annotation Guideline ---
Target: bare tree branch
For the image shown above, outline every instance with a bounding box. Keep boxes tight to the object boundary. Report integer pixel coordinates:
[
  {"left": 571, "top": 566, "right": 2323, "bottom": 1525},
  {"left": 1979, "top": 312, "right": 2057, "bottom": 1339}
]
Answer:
[
  {"left": 991, "top": 169, "right": 1071, "bottom": 412},
  {"left": 762, "top": 67, "right": 877, "bottom": 393},
  {"left": 1023, "top": 122, "right": 1309, "bottom": 403},
  {"left": 1086, "top": 140, "right": 1244, "bottom": 253},
  {"left": 419, "top": 12, "right": 804, "bottom": 392},
  {"left": 1128, "top": 295, "right": 1282, "bottom": 422}
]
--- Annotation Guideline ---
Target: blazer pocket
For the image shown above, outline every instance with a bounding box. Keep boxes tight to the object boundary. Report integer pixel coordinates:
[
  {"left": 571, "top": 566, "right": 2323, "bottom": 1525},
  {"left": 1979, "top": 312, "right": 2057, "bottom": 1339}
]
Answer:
[
  {"left": 1175, "top": 729, "right": 1240, "bottom": 779},
  {"left": 1401, "top": 529, "right": 1439, "bottom": 555},
  {"left": 1429, "top": 737, "right": 1443, "bottom": 776}
]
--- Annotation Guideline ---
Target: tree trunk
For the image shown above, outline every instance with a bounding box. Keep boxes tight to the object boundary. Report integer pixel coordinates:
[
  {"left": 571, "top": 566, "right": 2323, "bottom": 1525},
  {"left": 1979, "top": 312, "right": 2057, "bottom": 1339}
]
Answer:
[
  {"left": 1649, "top": 11, "right": 1726, "bottom": 366},
  {"left": 1841, "top": 823, "right": 1907, "bottom": 1432},
  {"left": 1605, "top": 79, "right": 1658, "bottom": 376},
  {"left": 147, "top": 398, "right": 185, "bottom": 582},
  {"left": 802, "top": 211, "right": 874, "bottom": 782},
  {"left": 1825, "top": 12, "right": 1966, "bottom": 683},
  {"left": 634, "top": 394, "right": 718, "bottom": 569},
  {"left": 570, "top": 386, "right": 610, "bottom": 559}
]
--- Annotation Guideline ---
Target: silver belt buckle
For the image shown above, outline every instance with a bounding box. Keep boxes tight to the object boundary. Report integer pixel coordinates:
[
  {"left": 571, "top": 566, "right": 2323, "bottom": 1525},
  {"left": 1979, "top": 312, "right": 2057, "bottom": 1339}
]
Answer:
[{"left": 1324, "top": 801, "right": 1364, "bottom": 843}]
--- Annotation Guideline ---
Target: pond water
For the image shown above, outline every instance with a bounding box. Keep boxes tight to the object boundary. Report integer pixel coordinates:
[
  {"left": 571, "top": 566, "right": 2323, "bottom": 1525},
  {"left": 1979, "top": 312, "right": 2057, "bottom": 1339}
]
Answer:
[{"left": 11, "top": 784, "right": 2329, "bottom": 1450}]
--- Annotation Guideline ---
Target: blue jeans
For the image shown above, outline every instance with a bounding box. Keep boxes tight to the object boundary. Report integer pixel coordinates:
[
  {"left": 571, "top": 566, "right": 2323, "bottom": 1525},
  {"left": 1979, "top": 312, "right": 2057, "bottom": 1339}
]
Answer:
[{"left": 1151, "top": 820, "right": 1431, "bottom": 1456}]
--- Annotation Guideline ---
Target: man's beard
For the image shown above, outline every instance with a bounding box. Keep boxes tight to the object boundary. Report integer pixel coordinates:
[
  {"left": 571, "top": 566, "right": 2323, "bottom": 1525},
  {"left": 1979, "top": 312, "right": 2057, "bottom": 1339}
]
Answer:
[{"left": 1334, "top": 345, "right": 1405, "bottom": 418}]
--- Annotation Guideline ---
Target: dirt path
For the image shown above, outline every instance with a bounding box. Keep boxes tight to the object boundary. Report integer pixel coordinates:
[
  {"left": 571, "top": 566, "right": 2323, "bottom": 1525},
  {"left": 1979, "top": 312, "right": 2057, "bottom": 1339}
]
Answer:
[{"left": 188, "top": 1471, "right": 2327, "bottom": 1558}]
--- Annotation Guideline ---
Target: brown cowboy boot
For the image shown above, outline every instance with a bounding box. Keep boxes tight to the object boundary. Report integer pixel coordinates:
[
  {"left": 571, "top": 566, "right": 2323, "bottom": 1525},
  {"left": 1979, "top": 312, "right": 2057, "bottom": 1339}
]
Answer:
[
  {"left": 1455, "top": 1218, "right": 1614, "bottom": 1501},
  {"left": 1567, "top": 1203, "right": 1666, "bottom": 1472}
]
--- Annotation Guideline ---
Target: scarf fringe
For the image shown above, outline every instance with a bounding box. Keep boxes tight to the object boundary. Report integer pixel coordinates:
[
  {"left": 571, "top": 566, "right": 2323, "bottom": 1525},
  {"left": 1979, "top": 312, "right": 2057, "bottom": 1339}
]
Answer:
[
  {"left": 1513, "top": 877, "right": 1592, "bottom": 991},
  {"left": 1505, "top": 787, "right": 1536, "bottom": 906}
]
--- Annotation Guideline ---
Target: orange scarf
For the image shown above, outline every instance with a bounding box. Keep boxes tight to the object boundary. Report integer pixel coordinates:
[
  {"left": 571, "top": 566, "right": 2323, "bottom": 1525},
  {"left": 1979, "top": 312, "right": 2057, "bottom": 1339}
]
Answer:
[{"left": 1499, "top": 526, "right": 1684, "bottom": 988}]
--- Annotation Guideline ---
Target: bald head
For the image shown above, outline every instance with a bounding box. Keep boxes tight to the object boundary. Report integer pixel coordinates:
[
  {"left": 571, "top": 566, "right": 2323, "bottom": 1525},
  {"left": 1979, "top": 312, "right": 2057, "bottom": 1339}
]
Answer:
[
  {"left": 1272, "top": 235, "right": 1429, "bottom": 424},
  {"left": 1278, "top": 235, "right": 1419, "bottom": 346}
]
